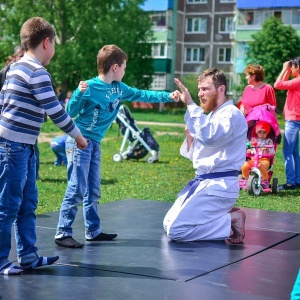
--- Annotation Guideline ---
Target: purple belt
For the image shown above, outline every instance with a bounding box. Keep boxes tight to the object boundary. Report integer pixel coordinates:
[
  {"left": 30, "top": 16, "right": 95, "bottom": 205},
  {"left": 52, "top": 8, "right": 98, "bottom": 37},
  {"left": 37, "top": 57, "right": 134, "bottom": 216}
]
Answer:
[{"left": 178, "top": 171, "right": 239, "bottom": 203}]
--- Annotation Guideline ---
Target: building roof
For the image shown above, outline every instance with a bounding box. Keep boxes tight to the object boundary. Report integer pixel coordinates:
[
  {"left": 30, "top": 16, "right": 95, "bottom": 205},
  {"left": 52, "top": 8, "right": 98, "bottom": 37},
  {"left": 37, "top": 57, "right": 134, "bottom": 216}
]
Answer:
[{"left": 237, "top": 0, "right": 300, "bottom": 9}]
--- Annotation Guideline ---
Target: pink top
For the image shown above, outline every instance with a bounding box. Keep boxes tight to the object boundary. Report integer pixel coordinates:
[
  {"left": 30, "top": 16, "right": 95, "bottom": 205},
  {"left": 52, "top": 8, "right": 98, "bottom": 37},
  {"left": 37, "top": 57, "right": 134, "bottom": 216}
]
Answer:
[
  {"left": 274, "top": 77, "right": 300, "bottom": 121},
  {"left": 241, "top": 84, "right": 276, "bottom": 116}
]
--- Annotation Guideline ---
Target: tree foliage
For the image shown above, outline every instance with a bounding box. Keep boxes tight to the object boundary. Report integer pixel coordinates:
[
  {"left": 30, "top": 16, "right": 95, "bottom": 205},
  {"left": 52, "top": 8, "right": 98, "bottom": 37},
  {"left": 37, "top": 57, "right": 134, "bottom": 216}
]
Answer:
[
  {"left": 0, "top": 0, "right": 154, "bottom": 94},
  {"left": 246, "top": 17, "right": 300, "bottom": 86},
  {"left": 182, "top": 74, "right": 199, "bottom": 104}
]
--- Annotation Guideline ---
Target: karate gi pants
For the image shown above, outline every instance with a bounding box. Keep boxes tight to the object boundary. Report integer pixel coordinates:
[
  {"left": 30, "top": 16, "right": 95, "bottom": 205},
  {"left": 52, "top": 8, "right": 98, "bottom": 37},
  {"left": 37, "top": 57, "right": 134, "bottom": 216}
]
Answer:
[{"left": 163, "top": 183, "right": 236, "bottom": 242}]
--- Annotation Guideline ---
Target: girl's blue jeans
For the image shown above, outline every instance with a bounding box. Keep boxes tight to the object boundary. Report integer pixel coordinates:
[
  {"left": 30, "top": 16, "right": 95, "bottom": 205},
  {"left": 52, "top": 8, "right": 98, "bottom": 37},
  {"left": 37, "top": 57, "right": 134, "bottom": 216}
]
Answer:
[
  {"left": 283, "top": 120, "right": 300, "bottom": 185},
  {"left": 55, "top": 137, "right": 101, "bottom": 240},
  {"left": 0, "top": 138, "right": 39, "bottom": 269}
]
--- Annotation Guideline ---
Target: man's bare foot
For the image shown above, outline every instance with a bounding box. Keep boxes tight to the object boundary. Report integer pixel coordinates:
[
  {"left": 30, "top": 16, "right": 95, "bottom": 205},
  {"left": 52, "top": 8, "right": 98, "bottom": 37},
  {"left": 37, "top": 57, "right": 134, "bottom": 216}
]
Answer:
[
  {"left": 229, "top": 207, "right": 240, "bottom": 213},
  {"left": 228, "top": 210, "right": 246, "bottom": 244}
]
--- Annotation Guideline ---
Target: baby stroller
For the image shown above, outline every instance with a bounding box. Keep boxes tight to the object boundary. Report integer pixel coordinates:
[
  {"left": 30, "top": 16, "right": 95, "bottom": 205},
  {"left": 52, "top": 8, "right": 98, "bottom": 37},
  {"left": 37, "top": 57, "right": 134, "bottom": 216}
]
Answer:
[
  {"left": 113, "top": 104, "right": 160, "bottom": 164},
  {"left": 239, "top": 104, "right": 281, "bottom": 196}
]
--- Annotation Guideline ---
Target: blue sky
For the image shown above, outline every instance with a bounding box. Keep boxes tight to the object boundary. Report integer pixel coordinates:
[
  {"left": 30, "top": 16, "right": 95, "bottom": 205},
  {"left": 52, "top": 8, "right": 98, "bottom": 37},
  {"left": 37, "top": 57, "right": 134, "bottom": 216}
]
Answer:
[{"left": 140, "top": 0, "right": 168, "bottom": 11}]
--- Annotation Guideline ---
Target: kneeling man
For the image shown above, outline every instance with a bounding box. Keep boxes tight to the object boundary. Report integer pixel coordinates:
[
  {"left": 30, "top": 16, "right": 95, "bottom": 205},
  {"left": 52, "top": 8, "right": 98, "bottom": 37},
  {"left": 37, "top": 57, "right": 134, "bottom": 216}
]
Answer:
[{"left": 164, "top": 69, "right": 247, "bottom": 243}]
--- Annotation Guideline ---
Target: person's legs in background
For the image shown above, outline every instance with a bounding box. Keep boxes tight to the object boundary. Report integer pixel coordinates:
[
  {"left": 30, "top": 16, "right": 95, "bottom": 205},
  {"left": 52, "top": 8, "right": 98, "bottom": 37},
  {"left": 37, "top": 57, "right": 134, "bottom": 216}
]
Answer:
[
  {"left": 50, "top": 136, "right": 67, "bottom": 166},
  {"left": 278, "top": 121, "right": 300, "bottom": 190}
]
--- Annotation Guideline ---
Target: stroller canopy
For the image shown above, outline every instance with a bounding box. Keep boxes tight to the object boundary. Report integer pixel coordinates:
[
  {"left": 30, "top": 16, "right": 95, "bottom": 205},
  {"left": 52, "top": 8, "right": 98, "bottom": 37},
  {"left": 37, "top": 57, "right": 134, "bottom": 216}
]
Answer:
[{"left": 246, "top": 104, "right": 281, "bottom": 141}]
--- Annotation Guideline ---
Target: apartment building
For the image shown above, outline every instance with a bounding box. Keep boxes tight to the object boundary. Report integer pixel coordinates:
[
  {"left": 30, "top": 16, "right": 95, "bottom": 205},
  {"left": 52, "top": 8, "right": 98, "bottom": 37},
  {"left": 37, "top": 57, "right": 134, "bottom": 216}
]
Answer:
[
  {"left": 144, "top": 0, "right": 236, "bottom": 95},
  {"left": 144, "top": 0, "right": 300, "bottom": 100},
  {"left": 234, "top": 0, "right": 300, "bottom": 84}
]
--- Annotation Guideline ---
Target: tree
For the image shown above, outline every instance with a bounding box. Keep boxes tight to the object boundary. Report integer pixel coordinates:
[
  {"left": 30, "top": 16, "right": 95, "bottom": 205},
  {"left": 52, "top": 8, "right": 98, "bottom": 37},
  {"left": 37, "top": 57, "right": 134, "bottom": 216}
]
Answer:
[
  {"left": 182, "top": 74, "right": 199, "bottom": 105},
  {"left": 0, "top": 0, "right": 154, "bottom": 94},
  {"left": 245, "top": 16, "right": 300, "bottom": 108}
]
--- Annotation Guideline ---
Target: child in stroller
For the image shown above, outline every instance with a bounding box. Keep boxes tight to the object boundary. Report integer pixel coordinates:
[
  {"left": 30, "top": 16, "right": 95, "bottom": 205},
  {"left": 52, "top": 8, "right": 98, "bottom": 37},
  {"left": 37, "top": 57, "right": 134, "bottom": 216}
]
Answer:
[
  {"left": 113, "top": 104, "right": 160, "bottom": 163},
  {"left": 239, "top": 105, "right": 281, "bottom": 196}
]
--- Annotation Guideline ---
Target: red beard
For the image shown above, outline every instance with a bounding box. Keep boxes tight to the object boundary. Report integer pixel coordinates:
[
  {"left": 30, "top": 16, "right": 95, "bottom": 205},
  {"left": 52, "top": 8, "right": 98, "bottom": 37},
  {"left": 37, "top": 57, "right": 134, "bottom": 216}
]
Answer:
[{"left": 200, "top": 91, "right": 218, "bottom": 113}]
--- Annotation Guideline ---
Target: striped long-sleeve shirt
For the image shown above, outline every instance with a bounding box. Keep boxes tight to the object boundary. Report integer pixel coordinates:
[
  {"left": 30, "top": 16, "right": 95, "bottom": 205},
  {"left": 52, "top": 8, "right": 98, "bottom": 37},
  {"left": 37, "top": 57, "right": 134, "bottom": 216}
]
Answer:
[{"left": 0, "top": 54, "right": 80, "bottom": 145}]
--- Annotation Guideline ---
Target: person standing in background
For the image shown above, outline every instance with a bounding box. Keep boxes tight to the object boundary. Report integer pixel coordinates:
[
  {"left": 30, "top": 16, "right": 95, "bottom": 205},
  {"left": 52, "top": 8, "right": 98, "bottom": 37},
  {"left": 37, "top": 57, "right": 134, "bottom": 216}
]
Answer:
[
  {"left": 274, "top": 58, "right": 300, "bottom": 191},
  {"left": 0, "top": 45, "right": 25, "bottom": 90},
  {"left": 239, "top": 64, "right": 276, "bottom": 117}
]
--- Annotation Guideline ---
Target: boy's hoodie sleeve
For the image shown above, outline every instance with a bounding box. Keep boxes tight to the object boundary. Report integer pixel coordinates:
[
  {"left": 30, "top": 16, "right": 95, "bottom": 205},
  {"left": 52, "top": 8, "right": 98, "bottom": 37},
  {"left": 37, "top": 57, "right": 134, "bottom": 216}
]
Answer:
[{"left": 66, "top": 88, "right": 88, "bottom": 118}]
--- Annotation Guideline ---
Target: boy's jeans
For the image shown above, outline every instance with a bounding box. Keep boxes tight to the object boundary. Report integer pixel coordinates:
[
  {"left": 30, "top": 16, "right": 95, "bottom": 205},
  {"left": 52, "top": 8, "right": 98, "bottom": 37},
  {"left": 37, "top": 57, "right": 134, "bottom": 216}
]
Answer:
[
  {"left": 283, "top": 120, "right": 300, "bottom": 185},
  {"left": 0, "top": 138, "right": 39, "bottom": 268},
  {"left": 55, "top": 137, "right": 101, "bottom": 240}
]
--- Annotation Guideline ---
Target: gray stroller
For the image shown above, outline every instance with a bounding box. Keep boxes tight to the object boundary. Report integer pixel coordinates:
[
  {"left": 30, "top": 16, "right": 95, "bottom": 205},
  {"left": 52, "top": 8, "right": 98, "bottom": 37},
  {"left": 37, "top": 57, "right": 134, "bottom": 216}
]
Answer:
[{"left": 113, "top": 105, "right": 160, "bottom": 164}]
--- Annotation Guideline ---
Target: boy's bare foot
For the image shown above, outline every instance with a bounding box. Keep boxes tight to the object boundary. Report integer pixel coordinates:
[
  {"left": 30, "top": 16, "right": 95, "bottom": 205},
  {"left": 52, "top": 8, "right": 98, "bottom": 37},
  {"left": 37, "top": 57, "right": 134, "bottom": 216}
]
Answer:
[{"left": 228, "top": 210, "right": 246, "bottom": 244}]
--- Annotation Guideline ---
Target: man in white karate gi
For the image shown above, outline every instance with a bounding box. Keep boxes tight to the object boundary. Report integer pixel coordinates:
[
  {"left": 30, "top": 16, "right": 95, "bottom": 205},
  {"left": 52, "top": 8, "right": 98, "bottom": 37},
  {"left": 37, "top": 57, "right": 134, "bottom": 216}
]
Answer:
[{"left": 164, "top": 68, "right": 247, "bottom": 243}]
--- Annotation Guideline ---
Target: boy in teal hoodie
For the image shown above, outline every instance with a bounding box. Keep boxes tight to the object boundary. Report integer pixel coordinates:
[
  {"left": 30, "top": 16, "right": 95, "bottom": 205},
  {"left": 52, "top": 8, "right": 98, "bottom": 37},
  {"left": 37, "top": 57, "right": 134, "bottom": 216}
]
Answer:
[{"left": 55, "top": 44, "right": 179, "bottom": 248}]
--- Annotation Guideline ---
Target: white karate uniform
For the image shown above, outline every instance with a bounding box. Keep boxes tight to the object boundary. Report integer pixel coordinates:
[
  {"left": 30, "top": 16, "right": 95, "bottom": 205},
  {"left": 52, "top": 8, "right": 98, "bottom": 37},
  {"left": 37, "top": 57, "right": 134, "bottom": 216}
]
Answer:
[{"left": 163, "top": 101, "right": 247, "bottom": 241}]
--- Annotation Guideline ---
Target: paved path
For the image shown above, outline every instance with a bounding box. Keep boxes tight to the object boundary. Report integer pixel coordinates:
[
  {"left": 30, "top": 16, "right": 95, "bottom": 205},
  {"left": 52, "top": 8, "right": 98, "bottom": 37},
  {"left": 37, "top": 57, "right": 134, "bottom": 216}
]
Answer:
[
  {"left": 39, "top": 121, "right": 185, "bottom": 142},
  {"left": 136, "top": 121, "right": 185, "bottom": 127}
]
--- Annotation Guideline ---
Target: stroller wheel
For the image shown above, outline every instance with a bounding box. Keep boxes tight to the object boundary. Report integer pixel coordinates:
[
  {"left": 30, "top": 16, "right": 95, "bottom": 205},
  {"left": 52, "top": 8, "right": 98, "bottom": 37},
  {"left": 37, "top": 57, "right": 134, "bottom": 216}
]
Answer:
[
  {"left": 146, "top": 156, "right": 157, "bottom": 164},
  {"left": 113, "top": 154, "right": 123, "bottom": 162},
  {"left": 247, "top": 175, "right": 261, "bottom": 196},
  {"left": 272, "top": 177, "right": 278, "bottom": 194}
]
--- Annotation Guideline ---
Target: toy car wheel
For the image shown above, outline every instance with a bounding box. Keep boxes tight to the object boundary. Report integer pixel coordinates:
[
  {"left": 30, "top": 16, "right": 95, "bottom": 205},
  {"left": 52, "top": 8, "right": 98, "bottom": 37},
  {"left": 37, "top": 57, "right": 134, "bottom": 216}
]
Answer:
[
  {"left": 272, "top": 177, "right": 278, "bottom": 194},
  {"left": 247, "top": 175, "right": 261, "bottom": 196},
  {"left": 113, "top": 154, "right": 122, "bottom": 162}
]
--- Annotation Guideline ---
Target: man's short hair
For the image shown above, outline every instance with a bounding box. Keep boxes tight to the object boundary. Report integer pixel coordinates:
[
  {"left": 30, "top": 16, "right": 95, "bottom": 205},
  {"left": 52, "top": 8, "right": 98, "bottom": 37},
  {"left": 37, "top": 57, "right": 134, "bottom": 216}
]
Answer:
[
  {"left": 197, "top": 68, "right": 227, "bottom": 91},
  {"left": 20, "top": 17, "right": 56, "bottom": 51},
  {"left": 97, "top": 45, "right": 128, "bottom": 75}
]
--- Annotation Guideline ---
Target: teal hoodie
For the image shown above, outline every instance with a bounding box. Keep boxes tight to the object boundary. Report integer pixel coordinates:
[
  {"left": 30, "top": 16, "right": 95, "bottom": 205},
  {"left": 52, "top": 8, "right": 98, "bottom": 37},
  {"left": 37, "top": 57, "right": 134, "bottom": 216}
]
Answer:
[{"left": 66, "top": 77, "right": 173, "bottom": 142}]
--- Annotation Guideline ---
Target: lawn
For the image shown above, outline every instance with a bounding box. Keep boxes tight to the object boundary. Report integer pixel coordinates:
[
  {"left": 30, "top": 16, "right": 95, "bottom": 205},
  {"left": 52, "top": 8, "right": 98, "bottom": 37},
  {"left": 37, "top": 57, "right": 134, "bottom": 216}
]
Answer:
[{"left": 36, "top": 108, "right": 300, "bottom": 215}]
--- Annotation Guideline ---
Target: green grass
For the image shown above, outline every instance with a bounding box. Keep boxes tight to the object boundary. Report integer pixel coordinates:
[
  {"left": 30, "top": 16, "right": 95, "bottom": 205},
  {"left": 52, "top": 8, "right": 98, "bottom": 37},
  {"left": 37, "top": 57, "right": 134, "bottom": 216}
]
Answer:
[{"left": 36, "top": 109, "right": 300, "bottom": 215}]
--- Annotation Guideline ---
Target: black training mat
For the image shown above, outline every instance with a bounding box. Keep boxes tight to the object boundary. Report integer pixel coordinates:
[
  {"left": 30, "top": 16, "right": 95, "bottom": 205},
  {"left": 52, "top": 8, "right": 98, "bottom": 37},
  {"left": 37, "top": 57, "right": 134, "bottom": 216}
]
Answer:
[{"left": 4, "top": 199, "right": 300, "bottom": 300}]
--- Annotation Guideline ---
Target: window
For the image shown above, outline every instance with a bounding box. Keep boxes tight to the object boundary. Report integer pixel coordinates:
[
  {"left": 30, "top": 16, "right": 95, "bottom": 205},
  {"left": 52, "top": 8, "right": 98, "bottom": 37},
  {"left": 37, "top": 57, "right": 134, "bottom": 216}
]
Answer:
[
  {"left": 255, "top": 11, "right": 263, "bottom": 25},
  {"left": 220, "top": 0, "right": 235, "bottom": 2},
  {"left": 238, "top": 9, "right": 296, "bottom": 26},
  {"left": 235, "top": 42, "right": 249, "bottom": 73},
  {"left": 152, "top": 43, "right": 166, "bottom": 58},
  {"left": 265, "top": 10, "right": 273, "bottom": 20},
  {"left": 185, "top": 47, "right": 205, "bottom": 62},
  {"left": 187, "top": 0, "right": 207, "bottom": 3},
  {"left": 150, "top": 74, "right": 166, "bottom": 90},
  {"left": 186, "top": 18, "right": 207, "bottom": 33},
  {"left": 151, "top": 43, "right": 171, "bottom": 58},
  {"left": 151, "top": 14, "right": 166, "bottom": 26},
  {"left": 292, "top": 11, "right": 300, "bottom": 25},
  {"left": 274, "top": 11, "right": 282, "bottom": 19},
  {"left": 282, "top": 10, "right": 300, "bottom": 25},
  {"left": 218, "top": 48, "right": 232, "bottom": 63},
  {"left": 219, "top": 17, "right": 234, "bottom": 32},
  {"left": 246, "top": 12, "right": 253, "bottom": 25},
  {"left": 238, "top": 11, "right": 263, "bottom": 25},
  {"left": 236, "top": 42, "right": 249, "bottom": 59}
]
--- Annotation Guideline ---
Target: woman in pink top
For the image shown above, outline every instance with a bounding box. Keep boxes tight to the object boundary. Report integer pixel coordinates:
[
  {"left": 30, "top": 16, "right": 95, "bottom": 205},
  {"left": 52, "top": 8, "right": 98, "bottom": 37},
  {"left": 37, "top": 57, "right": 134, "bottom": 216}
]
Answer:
[
  {"left": 240, "top": 64, "right": 276, "bottom": 116},
  {"left": 274, "top": 58, "right": 300, "bottom": 190}
]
